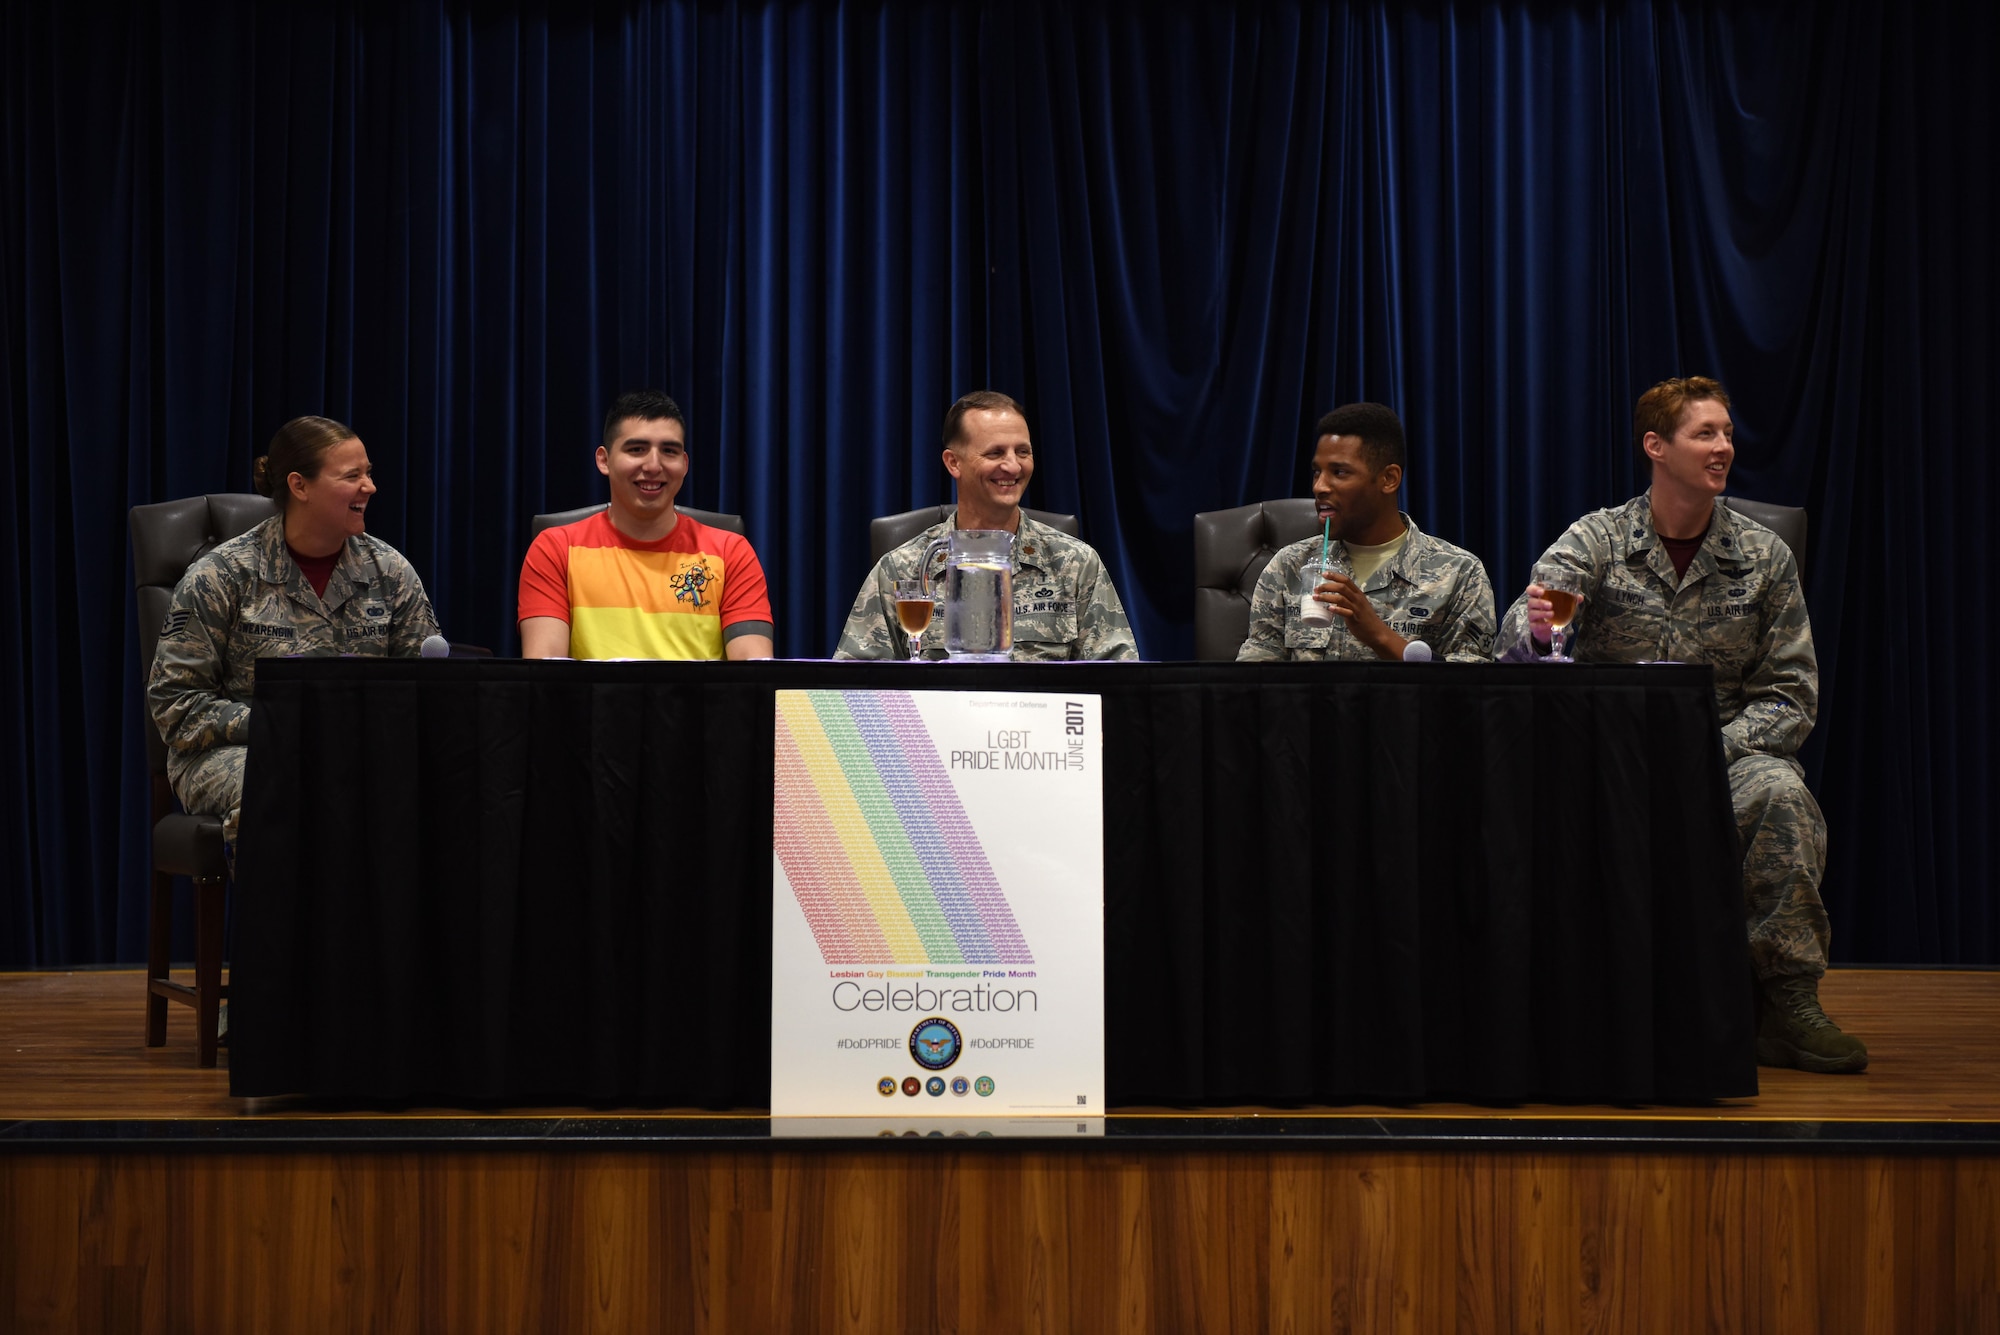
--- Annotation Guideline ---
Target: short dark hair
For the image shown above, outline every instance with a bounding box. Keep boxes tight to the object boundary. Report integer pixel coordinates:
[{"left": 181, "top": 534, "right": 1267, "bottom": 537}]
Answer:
[
  {"left": 1313, "top": 402, "right": 1405, "bottom": 473},
  {"left": 602, "top": 390, "right": 688, "bottom": 449},
  {"left": 253, "top": 416, "right": 357, "bottom": 511},
  {"left": 942, "top": 390, "right": 1028, "bottom": 449},
  {"left": 1633, "top": 376, "right": 1731, "bottom": 461}
]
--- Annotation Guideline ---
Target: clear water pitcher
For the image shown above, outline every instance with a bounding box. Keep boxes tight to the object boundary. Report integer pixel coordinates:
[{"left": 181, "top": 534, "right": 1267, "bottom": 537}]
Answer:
[{"left": 920, "top": 528, "right": 1014, "bottom": 661}]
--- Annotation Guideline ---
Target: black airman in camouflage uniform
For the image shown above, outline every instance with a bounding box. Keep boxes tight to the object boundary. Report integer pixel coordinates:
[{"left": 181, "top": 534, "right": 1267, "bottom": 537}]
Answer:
[
  {"left": 1238, "top": 402, "right": 1490, "bottom": 663},
  {"left": 1239, "top": 514, "right": 1495, "bottom": 662},
  {"left": 1499, "top": 376, "right": 1864, "bottom": 1073},
  {"left": 148, "top": 514, "right": 438, "bottom": 846}
]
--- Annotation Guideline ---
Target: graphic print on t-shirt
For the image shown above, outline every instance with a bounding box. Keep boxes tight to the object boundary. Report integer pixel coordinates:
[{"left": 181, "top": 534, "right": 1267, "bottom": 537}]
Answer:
[{"left": 567, "top": 546, "right": 729, "bottom": 659}]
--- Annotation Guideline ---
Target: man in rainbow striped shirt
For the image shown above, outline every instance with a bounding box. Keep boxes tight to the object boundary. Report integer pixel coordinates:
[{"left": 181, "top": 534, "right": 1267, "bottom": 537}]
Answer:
[{"left": 519, "top": 391, "right": 775, "bottom": 660}]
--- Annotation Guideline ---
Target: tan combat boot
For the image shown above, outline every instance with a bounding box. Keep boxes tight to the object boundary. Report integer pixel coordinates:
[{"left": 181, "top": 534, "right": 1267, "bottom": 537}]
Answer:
[{"left": 1756, "top": 974, "right": 1868, "bottom": 1074}]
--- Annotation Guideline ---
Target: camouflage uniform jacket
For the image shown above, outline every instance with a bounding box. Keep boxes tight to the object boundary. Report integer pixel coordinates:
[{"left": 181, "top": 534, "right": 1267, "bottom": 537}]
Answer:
[
  {"left": 833, "top": 511, "right": 1139, "bottom": 660},
  {"left": 1238, "top": 515, "right": 1496, "bottom": 662},
  {"left": 148, "top": 515, "right": 439, "bottom": 781},
  {"left": 1495, "top": 492, "right": 1815, "bottom": 764}
]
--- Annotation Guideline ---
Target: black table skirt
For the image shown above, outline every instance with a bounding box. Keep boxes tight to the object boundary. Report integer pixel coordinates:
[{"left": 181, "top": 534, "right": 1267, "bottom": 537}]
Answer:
[{"left": 231, "top": 659, "right": 1755, "bottom": 1104}]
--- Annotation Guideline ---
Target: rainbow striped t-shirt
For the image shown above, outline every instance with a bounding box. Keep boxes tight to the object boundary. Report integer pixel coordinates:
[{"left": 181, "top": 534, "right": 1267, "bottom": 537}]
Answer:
[{"left": 518, "top": 510, "right": 773, "bottom": 660}]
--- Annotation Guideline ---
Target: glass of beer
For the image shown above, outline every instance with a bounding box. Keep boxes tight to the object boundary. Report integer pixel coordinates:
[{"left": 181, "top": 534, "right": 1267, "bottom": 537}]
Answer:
[
  {"left": 1538, "top": 572, "right": 1585, "bottom": 662},
  {"left": 892, "top": 578, "right": 934, "bottom": 660}
]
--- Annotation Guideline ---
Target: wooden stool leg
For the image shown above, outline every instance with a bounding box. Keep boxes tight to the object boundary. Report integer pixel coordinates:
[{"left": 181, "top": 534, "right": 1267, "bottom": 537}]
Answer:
[
  {"left": 194, "top": 874, "right": 227, "bottom": 1068},
  {"left": 146, "top": 870, "right": 174, "bottom": 1047}
]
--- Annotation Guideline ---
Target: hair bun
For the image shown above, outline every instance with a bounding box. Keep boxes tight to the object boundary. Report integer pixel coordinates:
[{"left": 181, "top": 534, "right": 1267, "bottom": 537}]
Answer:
[{"left": 252, "top": 456, "right": 272, "bottom": 495}]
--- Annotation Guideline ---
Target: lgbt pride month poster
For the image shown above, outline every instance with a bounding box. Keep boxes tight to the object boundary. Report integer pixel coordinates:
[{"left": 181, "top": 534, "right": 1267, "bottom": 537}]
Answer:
[{"left": 770, "top": 689, "right": 1104, "bottom": 1118}]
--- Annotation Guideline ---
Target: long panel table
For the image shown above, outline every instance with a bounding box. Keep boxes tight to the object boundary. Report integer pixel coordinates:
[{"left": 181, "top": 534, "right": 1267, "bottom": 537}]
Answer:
[{"left": 230, "top": 658, "right": 1755, "bottom": 1104}]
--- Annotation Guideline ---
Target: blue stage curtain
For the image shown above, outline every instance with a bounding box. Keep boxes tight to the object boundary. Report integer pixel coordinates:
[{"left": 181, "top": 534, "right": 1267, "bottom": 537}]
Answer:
[{"left": 0, "top": 0, "right": 1991, "bottom": 967}]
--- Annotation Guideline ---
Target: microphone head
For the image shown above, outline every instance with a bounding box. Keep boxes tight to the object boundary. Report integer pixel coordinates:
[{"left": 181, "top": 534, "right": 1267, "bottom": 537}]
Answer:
[
  {"left": 1402, "top": 640, "right": 1434, "bottom": 663},
  {"left": 420, "top": 634, "right": 450, "bottom": 659}
]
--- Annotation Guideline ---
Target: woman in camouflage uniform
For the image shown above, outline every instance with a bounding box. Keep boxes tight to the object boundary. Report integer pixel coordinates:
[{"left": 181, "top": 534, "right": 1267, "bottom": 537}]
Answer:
[{"left": 147, "top": 416, "right": 439, "bottom": 850}]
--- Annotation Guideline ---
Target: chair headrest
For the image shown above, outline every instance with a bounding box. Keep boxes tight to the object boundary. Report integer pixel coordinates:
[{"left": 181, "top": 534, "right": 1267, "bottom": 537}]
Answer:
[
  {"left": 130, "top": 494, "right": 277, "bottom": 590},
  {"left": 868, "top": 506, "right": 1081, "bottom": 565},
  {"left": 1720, "top": 496, "right": 1808, "bottom": 588},
  {"left": 1192, "top": 498, "right": 1320, "bottom": 593},
  {"left": 1190, "top": 498, "right": 1321, "bottom": 661}
]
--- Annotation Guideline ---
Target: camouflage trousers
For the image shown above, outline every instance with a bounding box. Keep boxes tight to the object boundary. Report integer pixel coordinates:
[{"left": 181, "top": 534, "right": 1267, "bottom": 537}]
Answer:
[
  {"left": 1732, "top": 753, "right": 1829, "bottom": 980},
  {"left": 170, "top": 744, "right": 246, "bottom": 848}
]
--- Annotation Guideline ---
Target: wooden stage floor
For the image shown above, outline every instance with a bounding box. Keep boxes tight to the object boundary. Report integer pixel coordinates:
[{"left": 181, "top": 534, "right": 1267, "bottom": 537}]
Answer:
[
  {"left": 4, "top": 966, "right": 1998, "bottom": 1144},
  {"left": 7, "top": 967, "right": 2000, "bottom": 1334}
]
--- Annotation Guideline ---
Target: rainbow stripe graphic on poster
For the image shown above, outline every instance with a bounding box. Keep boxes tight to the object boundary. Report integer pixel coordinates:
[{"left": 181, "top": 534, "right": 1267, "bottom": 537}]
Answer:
[{"left": 774, "top": 690, "right": 1034, "bottom": 966}]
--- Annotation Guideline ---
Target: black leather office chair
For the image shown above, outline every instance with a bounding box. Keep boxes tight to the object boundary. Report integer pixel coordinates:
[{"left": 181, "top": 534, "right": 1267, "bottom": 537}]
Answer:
[
  {"left": 1190, "top": 498, "right": 1323, "bottom": 661},
  {"left": 529, "top": 502, "right": 745, "bottom": 539},
  {"left": 1722, "top": 497, "right": 1808, "bottom": 592},
  {"left": 129, "top": 492, "right": 276, "bottom": 1066},
  {"left": 867, "top": 505, "right": 1080, "bottom": 565}
]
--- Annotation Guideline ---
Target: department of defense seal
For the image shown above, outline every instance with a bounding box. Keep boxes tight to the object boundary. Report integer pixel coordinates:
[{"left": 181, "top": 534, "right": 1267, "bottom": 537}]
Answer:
[{"left": 908, "top": 1016, "right": 963, "bottom": 1071}]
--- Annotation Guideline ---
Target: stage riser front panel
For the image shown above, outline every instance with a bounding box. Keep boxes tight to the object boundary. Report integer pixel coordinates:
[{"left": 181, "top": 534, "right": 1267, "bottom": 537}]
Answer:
[{"left": 4, "top": 1148, "right": 1996, "bottom": 1334}]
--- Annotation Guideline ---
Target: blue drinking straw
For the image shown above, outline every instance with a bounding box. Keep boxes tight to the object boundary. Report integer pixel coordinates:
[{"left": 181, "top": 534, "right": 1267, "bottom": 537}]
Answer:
[{"left": 1320, "top": 518, "right": 1331, "bottom": 570}]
